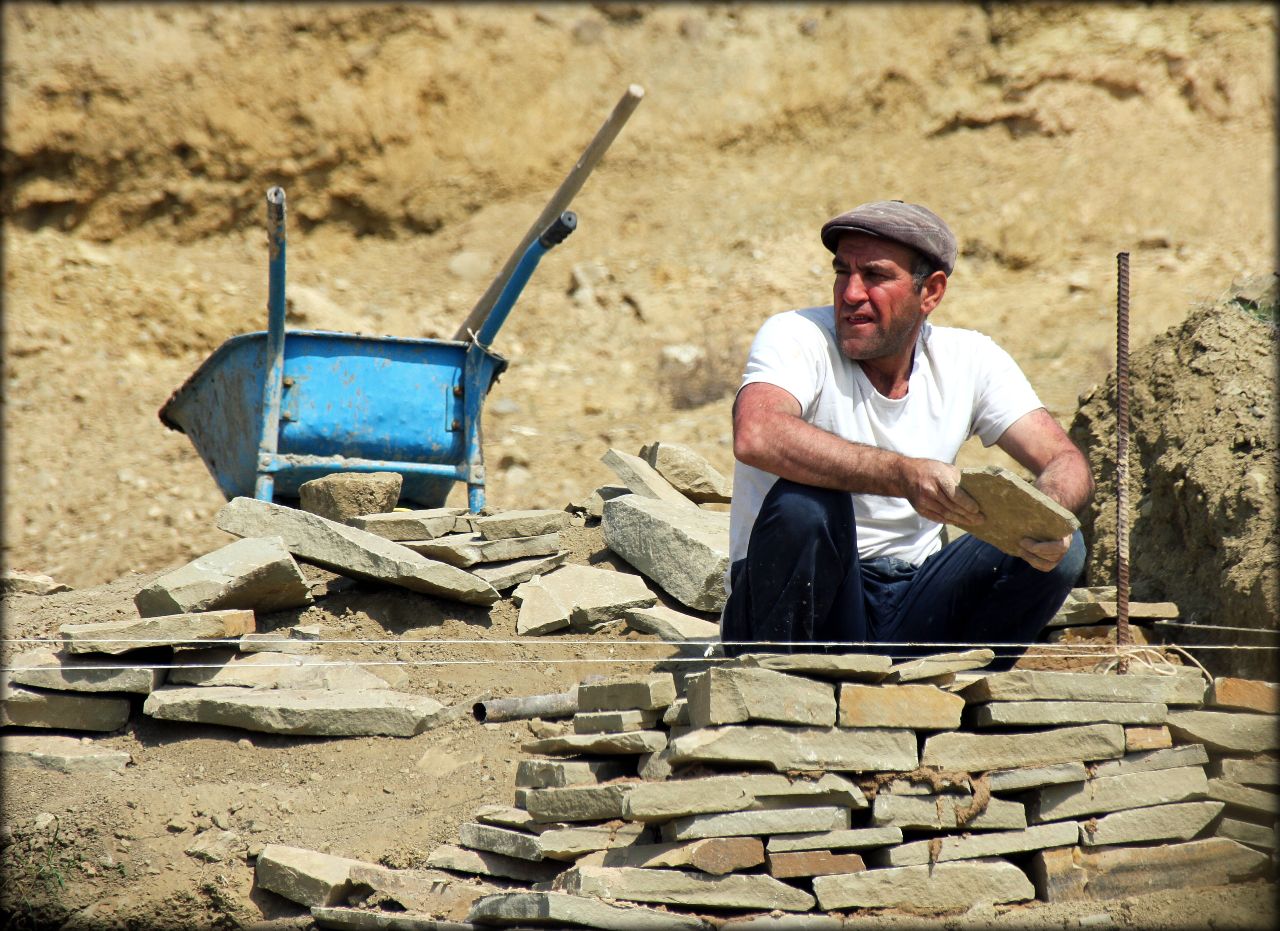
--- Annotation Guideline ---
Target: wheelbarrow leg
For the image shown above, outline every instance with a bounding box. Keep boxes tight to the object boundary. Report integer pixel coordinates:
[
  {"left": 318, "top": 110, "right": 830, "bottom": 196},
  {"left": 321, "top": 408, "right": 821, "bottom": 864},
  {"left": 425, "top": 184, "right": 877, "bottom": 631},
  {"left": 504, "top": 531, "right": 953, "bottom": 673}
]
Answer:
[{"left": 254, "top": 187, "right": 288, "bottom": 502}]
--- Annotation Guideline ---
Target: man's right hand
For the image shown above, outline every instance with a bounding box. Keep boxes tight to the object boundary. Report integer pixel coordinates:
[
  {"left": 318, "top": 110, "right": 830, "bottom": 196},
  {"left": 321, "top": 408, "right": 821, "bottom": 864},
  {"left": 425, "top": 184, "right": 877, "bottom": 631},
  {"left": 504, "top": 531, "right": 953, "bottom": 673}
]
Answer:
[{"left": 901, "top": 458, "right": 984, "bottom": 527}]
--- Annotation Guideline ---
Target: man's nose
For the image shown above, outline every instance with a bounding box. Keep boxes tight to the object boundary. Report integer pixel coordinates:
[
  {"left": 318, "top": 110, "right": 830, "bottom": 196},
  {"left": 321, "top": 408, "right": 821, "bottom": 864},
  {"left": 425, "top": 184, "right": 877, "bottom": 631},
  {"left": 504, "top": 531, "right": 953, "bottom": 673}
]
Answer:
[{"left": 841, "top": 274, "right": 867, "bottom": 304}]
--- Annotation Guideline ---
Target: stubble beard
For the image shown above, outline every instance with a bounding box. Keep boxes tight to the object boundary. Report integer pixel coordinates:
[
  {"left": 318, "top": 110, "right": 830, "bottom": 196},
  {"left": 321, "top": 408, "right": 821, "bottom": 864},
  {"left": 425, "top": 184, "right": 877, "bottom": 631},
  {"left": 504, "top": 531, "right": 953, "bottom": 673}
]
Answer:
[{"left": 837, "top": 307, "right": 925, "bottom": 363}]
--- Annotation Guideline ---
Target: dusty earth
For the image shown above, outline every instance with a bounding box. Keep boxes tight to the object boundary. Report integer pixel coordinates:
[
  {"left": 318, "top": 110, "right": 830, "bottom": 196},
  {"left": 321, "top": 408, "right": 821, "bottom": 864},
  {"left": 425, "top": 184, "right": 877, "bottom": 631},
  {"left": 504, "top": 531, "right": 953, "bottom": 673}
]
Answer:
[{"left": 1, "top": 3, "right": 1276, "bottom": 929}]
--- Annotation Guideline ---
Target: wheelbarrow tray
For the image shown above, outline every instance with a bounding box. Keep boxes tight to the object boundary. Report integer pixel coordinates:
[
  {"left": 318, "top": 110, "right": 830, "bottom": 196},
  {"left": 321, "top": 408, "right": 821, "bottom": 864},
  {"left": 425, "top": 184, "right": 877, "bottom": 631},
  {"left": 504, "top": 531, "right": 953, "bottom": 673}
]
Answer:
[{"left": 160, "top": 328, "right": 506, "bottom": 507}]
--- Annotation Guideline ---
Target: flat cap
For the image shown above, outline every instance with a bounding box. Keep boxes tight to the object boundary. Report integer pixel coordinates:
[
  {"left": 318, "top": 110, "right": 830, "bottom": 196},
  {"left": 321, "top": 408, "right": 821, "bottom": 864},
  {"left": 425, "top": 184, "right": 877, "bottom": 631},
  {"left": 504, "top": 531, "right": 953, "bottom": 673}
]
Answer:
[{"left": 820, "top": 200, "right": 957, "bottom": 275}]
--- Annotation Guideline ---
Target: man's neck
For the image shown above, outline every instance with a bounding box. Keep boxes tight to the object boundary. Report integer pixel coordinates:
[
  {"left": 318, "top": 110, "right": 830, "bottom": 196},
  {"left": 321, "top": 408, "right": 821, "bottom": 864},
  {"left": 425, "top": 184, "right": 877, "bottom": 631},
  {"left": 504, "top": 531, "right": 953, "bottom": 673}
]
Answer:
[{"left": 857, "top": 355, "right": 914, "bottom": 399}]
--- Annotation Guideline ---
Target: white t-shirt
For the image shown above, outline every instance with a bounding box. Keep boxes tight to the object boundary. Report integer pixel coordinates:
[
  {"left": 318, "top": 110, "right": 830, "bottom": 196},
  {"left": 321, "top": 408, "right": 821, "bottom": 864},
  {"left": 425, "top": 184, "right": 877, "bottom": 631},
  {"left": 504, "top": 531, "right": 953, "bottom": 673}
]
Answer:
[{"left": 728, "top": 306, "right": 1043, "bottom": 571}]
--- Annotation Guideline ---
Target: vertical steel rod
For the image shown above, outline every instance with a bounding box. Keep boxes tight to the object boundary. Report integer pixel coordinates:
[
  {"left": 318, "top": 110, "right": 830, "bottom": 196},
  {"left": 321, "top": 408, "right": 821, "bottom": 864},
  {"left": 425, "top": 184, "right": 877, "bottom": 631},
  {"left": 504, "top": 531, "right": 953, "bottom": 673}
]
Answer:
[{"left": 1115, "top": 252, "right": 1132, "bottom": 672}]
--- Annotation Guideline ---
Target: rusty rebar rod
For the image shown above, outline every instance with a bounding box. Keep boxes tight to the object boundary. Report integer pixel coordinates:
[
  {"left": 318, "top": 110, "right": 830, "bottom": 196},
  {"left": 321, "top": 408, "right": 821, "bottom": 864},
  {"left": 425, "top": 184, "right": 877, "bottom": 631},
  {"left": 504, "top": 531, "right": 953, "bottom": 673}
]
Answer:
[{"left": 1115, "top": 252, "right": 1132, "bottom": 673}]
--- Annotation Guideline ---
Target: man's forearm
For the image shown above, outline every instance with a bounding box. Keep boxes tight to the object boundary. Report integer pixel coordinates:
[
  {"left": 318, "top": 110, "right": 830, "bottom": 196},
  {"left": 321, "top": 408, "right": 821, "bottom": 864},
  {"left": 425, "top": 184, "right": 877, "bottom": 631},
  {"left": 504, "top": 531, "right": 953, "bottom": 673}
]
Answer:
[
  {"left": 1034, "top": 449, "right": 1095, "bottom": 515},
  {"left": 735, "top": 406, "right": 910, "bottom": 498}
]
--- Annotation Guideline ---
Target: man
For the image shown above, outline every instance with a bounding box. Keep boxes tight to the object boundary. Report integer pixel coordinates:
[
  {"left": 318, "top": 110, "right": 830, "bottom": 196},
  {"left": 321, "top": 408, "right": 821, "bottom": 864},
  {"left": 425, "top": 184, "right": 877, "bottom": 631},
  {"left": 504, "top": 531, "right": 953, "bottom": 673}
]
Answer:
[{"left": 722, "top": 200, "right": 1093, "bottom": 668}]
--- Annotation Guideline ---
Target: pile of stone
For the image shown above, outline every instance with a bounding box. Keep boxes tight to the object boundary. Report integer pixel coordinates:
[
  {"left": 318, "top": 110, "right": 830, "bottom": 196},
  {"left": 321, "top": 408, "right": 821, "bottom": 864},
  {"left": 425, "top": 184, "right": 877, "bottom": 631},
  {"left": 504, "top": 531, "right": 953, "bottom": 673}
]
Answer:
[{"left": 244, "top": 656, "right": 1276, "bottom": 928}]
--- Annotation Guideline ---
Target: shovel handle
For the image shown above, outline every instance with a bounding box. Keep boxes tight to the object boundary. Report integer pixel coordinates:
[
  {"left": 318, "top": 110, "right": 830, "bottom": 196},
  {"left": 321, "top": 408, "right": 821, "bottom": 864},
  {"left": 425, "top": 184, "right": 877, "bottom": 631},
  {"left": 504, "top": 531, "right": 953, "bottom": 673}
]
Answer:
[{"left": 452, "top": 85, "right": 644, "bottom": 341}]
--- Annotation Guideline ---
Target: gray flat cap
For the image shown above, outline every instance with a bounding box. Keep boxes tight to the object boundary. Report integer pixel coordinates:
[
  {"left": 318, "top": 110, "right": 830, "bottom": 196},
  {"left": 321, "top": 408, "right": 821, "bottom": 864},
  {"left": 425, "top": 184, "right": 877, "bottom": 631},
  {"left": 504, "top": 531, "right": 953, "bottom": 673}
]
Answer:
[{"left": 820, "top": 200, "right": 957, "bottom": 275}]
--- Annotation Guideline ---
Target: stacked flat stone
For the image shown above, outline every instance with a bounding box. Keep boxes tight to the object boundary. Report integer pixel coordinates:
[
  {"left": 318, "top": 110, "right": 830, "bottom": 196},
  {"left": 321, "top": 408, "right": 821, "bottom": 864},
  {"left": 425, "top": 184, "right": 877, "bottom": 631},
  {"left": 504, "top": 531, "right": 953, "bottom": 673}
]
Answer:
[
  {"left": 387, "top": 656, "right": 1278, "bottom": 928},
  {"left": 1044, "top": 586, "right": 1179, "bottom": 649},
  {"left": 351, "top": 507, "right": 571, "bottom": 594}
]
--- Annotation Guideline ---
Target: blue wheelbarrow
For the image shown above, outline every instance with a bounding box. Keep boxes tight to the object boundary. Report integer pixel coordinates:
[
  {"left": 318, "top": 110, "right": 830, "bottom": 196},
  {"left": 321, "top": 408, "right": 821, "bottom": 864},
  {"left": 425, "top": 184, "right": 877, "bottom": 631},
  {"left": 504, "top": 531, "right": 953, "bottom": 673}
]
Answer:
[{"left": 159, "top": 187, "right": 576, "bottom": 512}]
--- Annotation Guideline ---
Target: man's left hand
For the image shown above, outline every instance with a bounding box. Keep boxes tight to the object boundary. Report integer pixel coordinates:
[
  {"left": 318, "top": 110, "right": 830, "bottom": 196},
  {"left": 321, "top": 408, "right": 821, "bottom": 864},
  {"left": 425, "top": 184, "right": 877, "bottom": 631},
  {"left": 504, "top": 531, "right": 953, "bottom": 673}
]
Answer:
[{"left": 1019, "top": 534, "right": 1071, "bottom": 572}]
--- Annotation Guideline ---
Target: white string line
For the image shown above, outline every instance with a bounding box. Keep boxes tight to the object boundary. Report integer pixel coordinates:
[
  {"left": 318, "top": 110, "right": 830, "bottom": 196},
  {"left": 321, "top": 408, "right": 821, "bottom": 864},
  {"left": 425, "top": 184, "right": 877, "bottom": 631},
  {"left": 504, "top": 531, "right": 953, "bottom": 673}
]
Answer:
[
  {"left": 4, "top": 644, "right": 1275, "bottom": 674},
  {"left": 6, "top": 619, "right": 1273, "bottom": 647},
  {"left": 7, "top": 621, "right": 1278, "bottom": 646}
]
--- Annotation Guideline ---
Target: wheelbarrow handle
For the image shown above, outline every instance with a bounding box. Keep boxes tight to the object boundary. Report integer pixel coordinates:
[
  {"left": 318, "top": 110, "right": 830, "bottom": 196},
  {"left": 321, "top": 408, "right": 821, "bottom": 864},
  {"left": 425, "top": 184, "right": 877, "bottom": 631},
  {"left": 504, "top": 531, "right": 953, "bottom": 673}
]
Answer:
[{"left": 471, "top": 211, "right": 577, "bottom": 349}]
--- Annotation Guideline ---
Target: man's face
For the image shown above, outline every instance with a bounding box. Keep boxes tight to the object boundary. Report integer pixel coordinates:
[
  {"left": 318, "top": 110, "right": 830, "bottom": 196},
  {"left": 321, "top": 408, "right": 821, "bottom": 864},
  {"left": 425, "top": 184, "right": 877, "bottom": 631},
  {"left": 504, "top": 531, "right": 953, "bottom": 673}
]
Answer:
[{"left": 832, "top": 233, "right": 936, "bottom": 363}]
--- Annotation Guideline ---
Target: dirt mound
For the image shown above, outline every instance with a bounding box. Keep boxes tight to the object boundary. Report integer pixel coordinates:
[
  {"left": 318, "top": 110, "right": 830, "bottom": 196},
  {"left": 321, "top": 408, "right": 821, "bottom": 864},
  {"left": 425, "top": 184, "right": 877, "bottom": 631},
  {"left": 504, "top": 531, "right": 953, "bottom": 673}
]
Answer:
[{"left": 1069, "top": 276, "right": 1278, "bottom": 678}]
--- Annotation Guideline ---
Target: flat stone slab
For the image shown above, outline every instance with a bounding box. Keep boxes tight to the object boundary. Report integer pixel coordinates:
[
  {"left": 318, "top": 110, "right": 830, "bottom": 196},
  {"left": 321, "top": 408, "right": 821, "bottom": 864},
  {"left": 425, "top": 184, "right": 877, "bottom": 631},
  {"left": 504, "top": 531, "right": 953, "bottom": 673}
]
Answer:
[
  {"left": 216, "top": 497, "right": 498, "bottom": 605},
  {"left": 1209, "top": 677, "right": 1279, "bottom": 714},
  {"left": 514, "top": 564, "right": 656, "bottom": 633},
  {"left": 1047, "top": 600, "right": 1179, "bottom": 627},
  {"left": 1, "top": 734, "right": 131, "bottom": 773},
  {"left": 871, "top": 821, "right": 1079, "bottom": 867},
  {"left": 884, "top": 649, "right": 994, "bottom": 683},
  {"left": 1124, "top": 724, "right": 1172, "bottom": 751},
  {"left": 1091, "top": 743, "right": 1209, "bottom": 778},
  {"left": 1166, "top": 709, "right": 1279, "bottom": 753},
  {"left": 5, "top": 646, "right": 164, "bottom": 693},
  {"left": 134, "top": 535, "right": 312, "bottom": 617},
  {"left": 813, "top": 857, "right": 1035, "bottom": 910},
  {"left": 405, "top": 532, "right": 560, "bottom": 568},
  {"left": 573, "top": 709, "right": 661, "bottom": 734},
  {"left": 661, "top": 805, "right": 850, "bottom": 842},
  {"left": 733, "top": 652, "right": 892, "bottom": 681},
  {"left": 536, "top": 822, "right": 654, "bottom": 861},
  {"left": 467, "top": 891, "right": 711, "bottom": 930},
  {"left": 602, "top": 493, "right": 729, "bottom": 612},
  {"left": 143, "top": 686, "right": 444, "bottom": 736},
  {"left": 972, "top": 700, "right": 1167, "bottom": 727},
  {"left": 475, "top": 509, "right": 571, "bottom": 541},
  {"left": 640, "top": 441, "right": 732, "bottom": 504},
  {"left": 425, "top": 844, "right": 557, "bottom": 883},
  {"left": 348, "top": 509, "right": 466, "bottom": 542},
  {"left": 472, "top": 552, "right": 568, "bottom": 592},
  {"left": 584, "top": 837, "right": 764, "bottom": 875},
  {"left": 256, "top": 844, "right": 371, "bottom": 908},
  {"left": 1080, "top": 800, "right": 1224, "bottom": 845},
  {"left": 1212, "top": 756, "right": 1280, "bottom": 786},
  {"left": 1031, "top": 837, "right": 1270, "bottom": 903},
  {"left": 767, "top": 849, "right": 865, "bottom": 879},
  {"left": 839, "top": 683, "right": 964, "bottom": 729},
  {"left": 458, "top": 823, "right": 544, "bottom": 861},
  {"left": 765, "top": 826, "right": 902, "bottom": 853},
  {"left": 962, "top": 669, "right": 1206, "bottom": 706},
  {"left": 346, "top": 862, "right": 495, "bottom": 918},
  {"left": 601, "top": 448, "right": 697, "bottom": 509},
  {"left": 623, "top": 605, "right": 720, "bottom": 642},
  {"left": 1, "top": 683, "right": 131, "bottom": 732},
  {"left": 871, "top": 793, "right": 1027, "bottom": 831},
  {"left": 953, "top": 466, "right": 1079, "bottom": 557},
  {"left": 577, "top": 673, "right": 676, "bottom": 712},
  {"left": 921, "top": 723, "right": 1125, "bottom": 771},
  {"left": 667, "top": 724, "right": 918, "bottom": 772},
  {"left": 1217, "top": 817, "right": 1277, "bottom": 851},
  {"left": 522, "top": 784, "right": 633, "bottom": 822},
  {"left": 515, "top": 759, "right": 629, "bottom": 789},
  {"left": 559, "top": 863, "right": 815, "bottom": 912},
  {"left": 60, "top": 609, "right": 256, "bottom": 655},
  {"left": 1, "top": 570, "right": 70, "bottom": 595},
  {"left": 521, "top": 730, "right": 667, "bottom": 757},
  {"left": 241, "top": 625, "right": 322, "bottom": 653},
  {"left": 685, "top": 667, "right": 836, "bottom": 728},
  {"left": 513, "top": 578, "right": 572, "bottom": 636},
  {"left": 522, "top": 772, "right": 866, "bottom": 827},
  {"left": 988, "top": 761, "right": 1089, "bottom": 794},
  {"left": 1031, "top": 765, "right": 1209, "bottom": 822},
  {"left": 167, "top": 649, "right": 391, "bottom": 691},
  {"left": 1206, "top": 777, "right": 1279, "bottom": 815}
]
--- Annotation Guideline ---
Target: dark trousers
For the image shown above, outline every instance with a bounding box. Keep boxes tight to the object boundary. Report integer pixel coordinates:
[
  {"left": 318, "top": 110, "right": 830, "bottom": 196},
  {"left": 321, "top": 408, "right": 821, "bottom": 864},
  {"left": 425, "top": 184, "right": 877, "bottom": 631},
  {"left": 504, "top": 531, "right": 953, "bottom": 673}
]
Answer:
[{"left": 721, "top": 479, "right": 1086, "bottom": 670}]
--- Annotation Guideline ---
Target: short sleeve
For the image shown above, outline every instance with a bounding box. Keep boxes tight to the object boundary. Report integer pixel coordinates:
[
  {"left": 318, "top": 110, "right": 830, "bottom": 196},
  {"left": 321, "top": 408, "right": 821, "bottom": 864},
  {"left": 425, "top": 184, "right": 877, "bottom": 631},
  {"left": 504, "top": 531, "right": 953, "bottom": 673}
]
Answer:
[
  {"left": 739, "top": 310, "right": 829, "bottom": 416},
  {"left": 970, "top": 336, "right": 1044, "bottom": 446}
]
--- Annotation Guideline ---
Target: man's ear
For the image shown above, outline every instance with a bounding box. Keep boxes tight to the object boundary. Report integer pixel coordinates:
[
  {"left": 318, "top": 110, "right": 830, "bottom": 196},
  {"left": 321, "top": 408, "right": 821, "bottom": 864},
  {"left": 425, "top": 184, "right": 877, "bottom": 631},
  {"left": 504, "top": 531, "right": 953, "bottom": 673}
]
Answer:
[{"left": 920, "top": 271, "right": 947, "bottom": 315}]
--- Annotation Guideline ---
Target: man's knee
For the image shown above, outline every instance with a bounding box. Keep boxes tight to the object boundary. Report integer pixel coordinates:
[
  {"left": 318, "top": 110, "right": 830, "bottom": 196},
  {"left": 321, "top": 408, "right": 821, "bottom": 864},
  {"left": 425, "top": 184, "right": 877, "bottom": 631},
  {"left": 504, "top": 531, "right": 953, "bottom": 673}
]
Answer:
[{"left": 757, "top": 479, "right": 852, "bottom": 539}]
